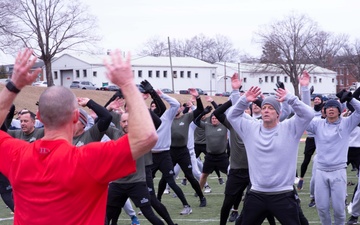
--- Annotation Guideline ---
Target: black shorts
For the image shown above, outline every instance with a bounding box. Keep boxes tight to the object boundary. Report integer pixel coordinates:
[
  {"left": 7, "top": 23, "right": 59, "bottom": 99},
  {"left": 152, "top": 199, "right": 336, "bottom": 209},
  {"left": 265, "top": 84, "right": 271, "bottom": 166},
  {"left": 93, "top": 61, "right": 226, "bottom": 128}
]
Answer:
[
  {"left": 224, "top": 168, "right": 250, "bottom": 196},
  {"left": 0, "top": 173, "right": 11, "bottom": 194},
  {"left": 203, "top": 152, "right": 229, "bottom": 174},
  {"left": 195, "top": 143, "right": 207, "bottom": 158},
  {"left": 151, "top": 151, "right": 175, "bottom": 179},
  {"left": 107, "top": 182, "right": 151, "bottom": 208}
]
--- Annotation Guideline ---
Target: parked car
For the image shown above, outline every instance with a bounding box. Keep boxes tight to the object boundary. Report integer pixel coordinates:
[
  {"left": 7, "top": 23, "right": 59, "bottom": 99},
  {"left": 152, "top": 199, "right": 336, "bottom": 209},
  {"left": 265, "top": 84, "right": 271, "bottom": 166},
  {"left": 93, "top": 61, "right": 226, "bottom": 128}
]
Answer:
[
  {"left": 70, "top": 81, "right": 99, "bottom": 90},
  {"left": 179, "top": 88, "right": 207, "bottom": 95},
  {"left": 215, "top": 92, "right": 231, "bottom": 97},
  {"left": 100, "top": 85, "right": 120, "bottom": 91},
  {"left": 32, "top": 81, "right": 48, "bottom": 87},
  {"left": 161, "top": 88, "right": 174, "bottom": 94},
  {"left": 0, "top": 79, "right": 9, "bottom": 84}
]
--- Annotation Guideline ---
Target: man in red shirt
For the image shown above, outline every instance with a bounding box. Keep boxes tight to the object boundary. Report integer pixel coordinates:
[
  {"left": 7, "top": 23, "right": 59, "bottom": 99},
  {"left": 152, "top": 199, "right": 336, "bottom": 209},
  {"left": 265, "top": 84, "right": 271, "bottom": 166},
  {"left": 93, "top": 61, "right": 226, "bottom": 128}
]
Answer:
[{"left": 0, "top": 49, "right": 158, "bottom": 225}]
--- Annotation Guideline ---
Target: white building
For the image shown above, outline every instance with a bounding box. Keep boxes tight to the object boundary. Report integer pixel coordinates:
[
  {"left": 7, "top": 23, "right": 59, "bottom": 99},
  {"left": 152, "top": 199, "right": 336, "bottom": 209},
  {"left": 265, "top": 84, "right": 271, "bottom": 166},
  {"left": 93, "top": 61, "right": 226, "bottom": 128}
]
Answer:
[
  {"left": 50, "top": 53, "right": 337, "bottom": 96},
  {"left": 50, "top": 54, "right": 217, "bottom": 94},
  {"left": 215, "top": 62, "right": 337, "bottom": 96}
]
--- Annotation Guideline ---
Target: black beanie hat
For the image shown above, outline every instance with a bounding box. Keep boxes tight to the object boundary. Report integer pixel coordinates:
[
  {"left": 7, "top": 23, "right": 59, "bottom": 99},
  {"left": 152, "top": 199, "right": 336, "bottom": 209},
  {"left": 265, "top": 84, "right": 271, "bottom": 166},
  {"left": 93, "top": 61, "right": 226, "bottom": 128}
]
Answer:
[{"left": 324, "top": 100, "right": 341, "bottom": 115}]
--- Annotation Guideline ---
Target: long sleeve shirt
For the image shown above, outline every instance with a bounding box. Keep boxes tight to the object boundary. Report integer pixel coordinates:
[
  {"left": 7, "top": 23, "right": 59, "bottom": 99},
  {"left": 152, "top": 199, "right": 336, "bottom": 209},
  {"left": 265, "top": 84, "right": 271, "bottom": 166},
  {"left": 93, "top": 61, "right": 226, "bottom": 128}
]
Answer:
[
  {"left": 227, "top": 93, "right": 314, "bottom": 192},
  {"left": 307, "top": 98, "right": 360, "bottom": 170}
]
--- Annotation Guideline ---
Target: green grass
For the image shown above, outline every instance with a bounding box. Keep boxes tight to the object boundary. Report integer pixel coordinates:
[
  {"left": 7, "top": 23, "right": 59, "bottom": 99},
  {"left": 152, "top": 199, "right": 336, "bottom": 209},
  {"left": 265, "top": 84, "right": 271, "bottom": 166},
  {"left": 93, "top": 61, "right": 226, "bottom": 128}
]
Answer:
[{"left": 0, "top": 140, "right": 357, "bottom": 224}]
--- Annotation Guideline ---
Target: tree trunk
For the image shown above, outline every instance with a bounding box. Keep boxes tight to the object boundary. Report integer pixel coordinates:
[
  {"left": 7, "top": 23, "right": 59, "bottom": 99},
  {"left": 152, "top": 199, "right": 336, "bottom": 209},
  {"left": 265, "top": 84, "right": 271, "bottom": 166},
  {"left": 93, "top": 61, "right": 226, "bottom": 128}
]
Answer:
[{"left": 44, "top": 59, "right": 54, "bottom": 86}]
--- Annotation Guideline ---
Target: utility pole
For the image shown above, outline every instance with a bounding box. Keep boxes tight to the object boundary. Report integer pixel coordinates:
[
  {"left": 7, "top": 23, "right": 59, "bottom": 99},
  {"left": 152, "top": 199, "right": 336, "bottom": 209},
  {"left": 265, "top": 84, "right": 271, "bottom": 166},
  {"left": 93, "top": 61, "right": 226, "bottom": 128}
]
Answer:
[{"left": 168, "top": 37, "right": 174, "bottom": 93}]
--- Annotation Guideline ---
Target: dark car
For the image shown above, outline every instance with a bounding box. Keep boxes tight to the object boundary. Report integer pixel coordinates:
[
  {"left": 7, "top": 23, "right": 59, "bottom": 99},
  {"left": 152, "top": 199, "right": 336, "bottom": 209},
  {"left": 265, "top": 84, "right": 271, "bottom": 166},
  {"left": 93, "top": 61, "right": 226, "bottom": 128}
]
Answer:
[
  {"left": 215, "top": 92, "right": 231, "bottom": 97},
  {"left": 161, "top": 88, "right": 174, "bottom": 94},
  {"left": 100, "top": 85, "right": 120, "bottom": 91},
  {"left": 179, "top": 90, "right": 190, "bottom": 94}
]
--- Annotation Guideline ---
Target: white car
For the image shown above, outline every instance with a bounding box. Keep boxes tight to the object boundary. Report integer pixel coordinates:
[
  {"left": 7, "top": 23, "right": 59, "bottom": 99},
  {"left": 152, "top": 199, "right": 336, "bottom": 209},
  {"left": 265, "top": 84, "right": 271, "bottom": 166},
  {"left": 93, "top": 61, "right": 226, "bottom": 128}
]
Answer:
[{"left": 32, "top": 81, "right": 48, "bottom": 87}]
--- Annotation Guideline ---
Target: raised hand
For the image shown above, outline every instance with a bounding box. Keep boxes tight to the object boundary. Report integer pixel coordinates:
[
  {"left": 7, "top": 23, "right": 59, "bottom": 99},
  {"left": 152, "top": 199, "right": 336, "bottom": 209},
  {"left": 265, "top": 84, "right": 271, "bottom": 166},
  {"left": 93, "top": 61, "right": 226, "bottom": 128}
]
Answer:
[
  {"left": 245, "top": 86, "right": 261, "bottom": 102},
  {"left": 275, "top": 88, "right": 288, "bottom": 102},
  {"left": 205, "top": 96, "right": 213, "bottom": 102},
  {"left": 203, "top": 105, "right": 213, "bottom": 114},
  {"left": 104, "top": 50, "right": 134, "bottom": 88},
  {"left": 299, "top": 70, "right": 310, "bottom": 87},
  {"left": 188, "top": 88, "right": 199, "bottom": 97},
  {"left": 231, "top": 73, "right": 242, "bottom": 90},
  {"left": 77, "top": 97, "right": 90, "bottom": 107},
  {"left": 11, "top": 49, "right": 42, "bottom": 89},
  {"left": 140, "top": 80, "right": 154, "bottom": 94}
]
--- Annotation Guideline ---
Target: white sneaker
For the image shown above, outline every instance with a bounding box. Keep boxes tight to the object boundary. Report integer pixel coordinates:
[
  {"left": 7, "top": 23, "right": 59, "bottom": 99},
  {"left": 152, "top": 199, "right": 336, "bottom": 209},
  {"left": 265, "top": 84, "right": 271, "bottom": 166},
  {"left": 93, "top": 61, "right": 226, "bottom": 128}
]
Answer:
[
  {"left": 180, "top": 205, "right": 192, "bottom": 215},
  {"left": 163, "top": 188, "right": 170, "bottom": 194},
  {"left": 204, "top": 185, "right": 212, "bottom": 193}
]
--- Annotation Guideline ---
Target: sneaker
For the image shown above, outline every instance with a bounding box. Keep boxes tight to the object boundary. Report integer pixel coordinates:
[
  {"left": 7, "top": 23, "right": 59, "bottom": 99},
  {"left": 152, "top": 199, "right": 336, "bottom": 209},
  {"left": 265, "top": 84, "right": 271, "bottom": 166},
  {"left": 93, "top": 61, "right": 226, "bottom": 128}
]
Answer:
[
  {"left": 131, "top": 215, "right": 140, "bottom": 225},
  {"left": 180, "top": 205, "right": 192, "bottom": 215},
  {"left": 347, "top": 216, "right": 358, "bottom": 225},
  {"left": 163, "top": 188, "right": 170, "bottom": 194},
  {"left": 204, "top": 185, "right": 212, "bottom": 193},
  {"left": 137, "top": 211, "right": 142, "bottom": 216},
  {"left": 218, "top": 177, "right": 224, "bottom": 185},
  {"left": 228, "top": 211, "right": 239, "bottom": 222},
  {"left": 181, "top": 178, "right": 187, "bottom": 186},
  {"left": 308, "top": 199, "right": 316, "bottom": 207},
  {"left": 297, "top": 179, "right": 304, "bottom": 190},
  {"left": 199, "top": 197, "right": 207, "bottom": 207}
]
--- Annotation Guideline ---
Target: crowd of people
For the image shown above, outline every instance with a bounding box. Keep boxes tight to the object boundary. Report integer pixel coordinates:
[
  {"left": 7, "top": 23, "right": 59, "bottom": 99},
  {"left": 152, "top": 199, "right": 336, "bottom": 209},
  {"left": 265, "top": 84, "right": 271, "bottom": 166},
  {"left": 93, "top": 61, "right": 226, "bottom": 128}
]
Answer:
[{"left": 2, "top": 48, "right": 360, "bottom": 225}]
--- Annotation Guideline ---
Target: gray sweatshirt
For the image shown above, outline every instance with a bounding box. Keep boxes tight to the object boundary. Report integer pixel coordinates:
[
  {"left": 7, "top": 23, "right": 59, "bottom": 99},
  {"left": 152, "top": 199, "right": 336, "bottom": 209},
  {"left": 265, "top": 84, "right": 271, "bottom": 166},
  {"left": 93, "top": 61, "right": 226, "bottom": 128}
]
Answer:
[
  {"left": 307, "top": 98, "right": 360, "bottom": 170},
  {"left": 151, "top": 94, "right": 180, "bottom": 152},
  {"left": 227, "top": 93, "right": 314, "bottom": 192}
]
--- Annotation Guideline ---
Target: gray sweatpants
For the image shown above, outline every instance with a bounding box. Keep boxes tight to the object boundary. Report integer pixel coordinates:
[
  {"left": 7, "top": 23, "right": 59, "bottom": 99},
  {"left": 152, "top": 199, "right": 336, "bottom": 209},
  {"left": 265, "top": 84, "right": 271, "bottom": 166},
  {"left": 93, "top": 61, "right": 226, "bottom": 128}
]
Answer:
[
  {"left": 315, "top": 168, "right": 347, "bottom": 225},
  {"left": 350, "top": 169, "right": 360, "bottom": 217},
  {"left": 309, "top": 154, "right": 317, "bottom": 199}
]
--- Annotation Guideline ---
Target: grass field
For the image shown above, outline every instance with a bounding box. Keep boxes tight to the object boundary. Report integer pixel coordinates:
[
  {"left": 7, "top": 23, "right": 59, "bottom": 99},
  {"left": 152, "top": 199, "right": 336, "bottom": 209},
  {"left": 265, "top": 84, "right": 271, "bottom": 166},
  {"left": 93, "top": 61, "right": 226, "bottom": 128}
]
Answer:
[{"left": 0, "top": 141, "right": 357, "bottom": 225}]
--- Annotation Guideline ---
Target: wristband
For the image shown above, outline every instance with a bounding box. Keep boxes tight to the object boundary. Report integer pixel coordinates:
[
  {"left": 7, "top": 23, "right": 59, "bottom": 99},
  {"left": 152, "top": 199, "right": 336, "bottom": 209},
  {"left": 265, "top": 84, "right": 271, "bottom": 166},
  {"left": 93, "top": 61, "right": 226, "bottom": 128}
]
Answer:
[{"left": 6, "top": 81, "right": 21, "bottom": 94}]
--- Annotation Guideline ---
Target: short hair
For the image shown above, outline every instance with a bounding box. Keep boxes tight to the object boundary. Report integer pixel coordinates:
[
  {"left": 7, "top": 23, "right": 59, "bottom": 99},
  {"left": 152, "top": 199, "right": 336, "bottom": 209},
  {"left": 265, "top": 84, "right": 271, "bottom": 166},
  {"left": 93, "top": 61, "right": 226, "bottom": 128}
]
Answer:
[
  {"left": 38, "top": 86, "right": 77, "bottom": 129},
  {"left": 19, "top": 110, "right": 36, "bottom": 121}
]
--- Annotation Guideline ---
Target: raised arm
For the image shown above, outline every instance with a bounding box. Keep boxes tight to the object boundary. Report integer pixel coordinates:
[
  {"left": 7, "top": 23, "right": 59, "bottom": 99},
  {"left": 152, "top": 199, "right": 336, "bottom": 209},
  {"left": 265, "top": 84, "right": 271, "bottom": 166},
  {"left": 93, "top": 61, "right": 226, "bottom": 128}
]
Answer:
[
  {"left": 78, "top": 97, "right": 112, "bottom": 132},
  {"left": 0, "top": 49, "right": 41, "bottom": 126},
  {"left": 141, "top": 80, "right": 166, "bottom": 117},
  {"left": 105, "top": 50, "right": 158, "bottom": 160},
  {"left": 189, "top": 88, "right": 204, "bottom": 118}
]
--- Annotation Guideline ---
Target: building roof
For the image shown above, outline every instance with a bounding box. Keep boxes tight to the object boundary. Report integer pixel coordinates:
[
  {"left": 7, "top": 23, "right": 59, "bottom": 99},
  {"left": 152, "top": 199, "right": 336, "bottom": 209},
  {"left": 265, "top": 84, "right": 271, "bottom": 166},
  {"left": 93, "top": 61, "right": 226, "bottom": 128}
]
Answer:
[
  {"left": 54, "top": 53, "right": 217, "bottom": 69},
  {"left": 215, "top": 62, "right": 337, "bottom": 75}
]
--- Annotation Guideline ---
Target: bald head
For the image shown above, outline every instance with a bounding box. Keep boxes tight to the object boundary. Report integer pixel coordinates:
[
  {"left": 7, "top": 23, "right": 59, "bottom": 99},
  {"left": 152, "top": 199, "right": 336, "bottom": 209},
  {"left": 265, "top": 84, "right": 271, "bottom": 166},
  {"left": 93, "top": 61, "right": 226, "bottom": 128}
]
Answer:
[{"left": 38, "top": 86, "right": 77, "bottom": 129}]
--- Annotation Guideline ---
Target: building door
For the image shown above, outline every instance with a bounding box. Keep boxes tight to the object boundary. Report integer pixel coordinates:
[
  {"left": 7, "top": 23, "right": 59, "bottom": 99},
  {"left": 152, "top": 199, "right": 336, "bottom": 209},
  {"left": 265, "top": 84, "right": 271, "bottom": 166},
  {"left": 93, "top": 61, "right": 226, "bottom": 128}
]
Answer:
[{"left": 60, "top": 70, "right": 73, "bottom": 87}]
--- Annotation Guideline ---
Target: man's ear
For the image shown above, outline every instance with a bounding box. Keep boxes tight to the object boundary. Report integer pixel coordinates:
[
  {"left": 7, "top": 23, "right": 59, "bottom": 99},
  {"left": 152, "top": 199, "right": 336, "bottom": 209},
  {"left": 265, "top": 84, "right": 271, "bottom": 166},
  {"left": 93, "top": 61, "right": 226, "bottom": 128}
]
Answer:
[{"left": 73, "top": 109, "right": 79, "bottom": 124}]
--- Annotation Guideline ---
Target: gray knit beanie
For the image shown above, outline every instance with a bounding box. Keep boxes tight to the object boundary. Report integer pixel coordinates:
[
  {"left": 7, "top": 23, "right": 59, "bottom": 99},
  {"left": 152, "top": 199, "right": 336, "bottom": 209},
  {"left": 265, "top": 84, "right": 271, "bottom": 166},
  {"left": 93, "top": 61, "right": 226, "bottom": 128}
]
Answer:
[{"left": 261, "top": 96, "right": 281, "bottom": 115}]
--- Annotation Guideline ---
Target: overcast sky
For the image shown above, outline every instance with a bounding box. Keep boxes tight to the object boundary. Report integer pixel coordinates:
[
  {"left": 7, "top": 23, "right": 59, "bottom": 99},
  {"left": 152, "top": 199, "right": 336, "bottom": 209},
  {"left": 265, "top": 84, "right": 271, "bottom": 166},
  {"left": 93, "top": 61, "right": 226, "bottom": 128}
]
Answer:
[{"left": 1, "top": 0, "right": 360, "bottom": 64}]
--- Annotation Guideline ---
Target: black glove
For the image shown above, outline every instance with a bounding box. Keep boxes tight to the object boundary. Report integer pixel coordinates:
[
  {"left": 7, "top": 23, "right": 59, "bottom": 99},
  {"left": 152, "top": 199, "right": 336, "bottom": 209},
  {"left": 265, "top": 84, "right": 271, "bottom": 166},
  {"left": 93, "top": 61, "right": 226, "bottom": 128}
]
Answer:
[
  {"left": 203, "top": 106, "right": 213, "bottom": 114},
  {"left": 276, "top": 81, "right": 285, "bottom": 90},
  {"left": 140, "top": 80, "right": 154, "bottom": 94},
  {"left": 340, "top": 91, "right": 353, "bottom": 103},
  {"left": 336, "top": 89, "right": 346, "bottom": 99},
  {"left": 310, "top": 86, "right": 314, "bottom": 95}
]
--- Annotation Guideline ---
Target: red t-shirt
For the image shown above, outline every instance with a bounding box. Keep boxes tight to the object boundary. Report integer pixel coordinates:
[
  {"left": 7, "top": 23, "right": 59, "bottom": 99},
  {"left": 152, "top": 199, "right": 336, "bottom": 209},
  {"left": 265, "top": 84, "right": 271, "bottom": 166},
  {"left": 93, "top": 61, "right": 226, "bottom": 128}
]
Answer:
[{"left": 0, "top": 131, "right": 136, "bottom": 225}]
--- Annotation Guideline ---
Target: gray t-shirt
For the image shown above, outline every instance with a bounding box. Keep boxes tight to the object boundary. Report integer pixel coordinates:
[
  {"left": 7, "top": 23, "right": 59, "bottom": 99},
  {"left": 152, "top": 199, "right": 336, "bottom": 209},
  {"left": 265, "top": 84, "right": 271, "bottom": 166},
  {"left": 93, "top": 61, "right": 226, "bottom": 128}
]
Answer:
[{"left": 8, "top": 128, "right": 44, "bottom": 143}]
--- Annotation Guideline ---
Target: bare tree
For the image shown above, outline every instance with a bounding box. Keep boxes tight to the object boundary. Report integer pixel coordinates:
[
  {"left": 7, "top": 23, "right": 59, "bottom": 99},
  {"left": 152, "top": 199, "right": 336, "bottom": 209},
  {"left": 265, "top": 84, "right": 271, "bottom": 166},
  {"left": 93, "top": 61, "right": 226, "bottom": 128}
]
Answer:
[
  {"left": 0, "top": 0, "right": 100, "bottom": 86},
  {"left": 138, "top": 34, "right": 242, "bottom": 64},
  {"left": 342, "top": 39, "right": 360, "bottom": 81},
  {"left": 256, "top": 12, "right": 320, "bottom": 97}
]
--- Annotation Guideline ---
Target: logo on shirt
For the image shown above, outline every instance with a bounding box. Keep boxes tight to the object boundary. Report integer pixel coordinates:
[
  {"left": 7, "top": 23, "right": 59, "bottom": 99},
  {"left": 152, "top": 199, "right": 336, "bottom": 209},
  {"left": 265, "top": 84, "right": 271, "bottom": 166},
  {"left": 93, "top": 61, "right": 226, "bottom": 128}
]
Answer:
[
  {"left": 140, "top": 198, "right": 149, "bottom": 204},
  {"left": 169, "top": 170, "right": 174, "bottom": 175},
  {"left": 29, "top": 137, "right": 36, "bottom": 143},
  {"left": 217, "top": 128, "right": 222, "bottom": 132},
  {"left": 179, "top": 122, "right": 185, "bottom": 126},
  {"left": 39, "top": 148, "right": 50, "bottom": 154}
]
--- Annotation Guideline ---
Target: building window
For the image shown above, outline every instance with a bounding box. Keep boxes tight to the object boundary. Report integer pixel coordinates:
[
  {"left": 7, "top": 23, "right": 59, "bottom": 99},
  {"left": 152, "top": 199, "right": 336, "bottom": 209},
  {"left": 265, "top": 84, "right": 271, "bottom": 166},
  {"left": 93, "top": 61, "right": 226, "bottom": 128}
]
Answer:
[
  {"left": 187, "top": 71, "right": 191, "bottom": 78},
  {"left": 243, "top": 77, "right": 247, "bottom": 83},
  {"left": 195, "top": 73, "right": 198, "bottom": 78},
  {"left": 212, "top": 73, "right": 215, "bottom": 79},
  {"left": 138, "top": 70, "right": 142, "bottom": 78},
  {"left": 54, "top": 71, "right": 58, "bottom": 80},
  {"left": 277, "top": 76, "right": 280, "bottom": 82},
  {"left": 313, "top": 76, "right": 317, "bottom": 83},
  {"left": 259, "top": 78, "right": 263, "bottom": 83},
  {"left": 156, "top": 71, "right": 160, "bottom": 78},
  {"left": 270, "top": 76, "right": 274, "bottom": 83},
  {"left": 265, "top": 76, "right": 268, "bottom": 83},
  {"left": 173, "top": 71, "right": 177, "bottom": 78},
  {"left": 180, "top": 71, "right": 184, "bottom": 78},
  {"left": 93, "top": 71, "right": 97, "bottom": 77},
  {"left": 340, "top": 79, "right": 343, "bottom": 85},
  {"left": 284, "top": 76, "right": 288, "bottom": 83},
  {"left": 83, "top": 70, "right": 87, "bottom": 78},
  {"left": 163, "top": 71, "right": 167, "bottom": 78},
  {"left": 76, "top": 70, "right": 80, "bottom": 78},
  {"left": 319, "top": 78, "right": 322, "bottom": 83},
  {"left": 148, "top": 71, "right": 152, "bottom": 78},
  {"left": 332, "top": 78, "right": 335, "bottom": 83}
]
